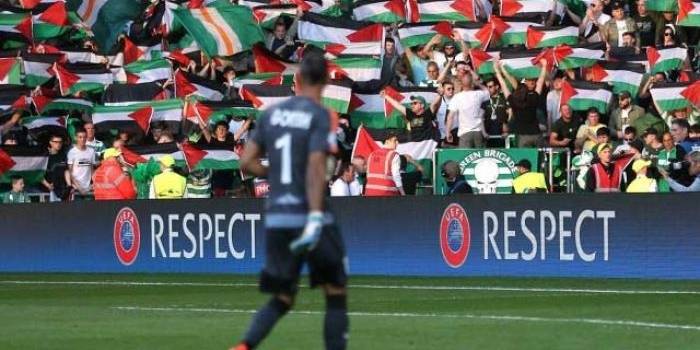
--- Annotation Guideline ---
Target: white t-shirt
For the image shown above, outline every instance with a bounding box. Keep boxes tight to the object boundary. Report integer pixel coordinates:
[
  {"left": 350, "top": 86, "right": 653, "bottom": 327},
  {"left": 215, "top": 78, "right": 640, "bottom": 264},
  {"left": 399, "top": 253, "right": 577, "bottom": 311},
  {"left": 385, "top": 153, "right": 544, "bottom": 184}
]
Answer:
[
  {"left": 436, "top": 95, "right": 456, "bottom": 139},
  {"left": 67, "top": 146, "right": 96, "bottom": 191},
  {"left": 330, "top": 178, "right": 362, "bottom": 197},
  {"left": 448, "top": 90, "right": 490, "bottom": 136},
  {"left": 615, "top": 20, "right": 626, "bottom": 46}
]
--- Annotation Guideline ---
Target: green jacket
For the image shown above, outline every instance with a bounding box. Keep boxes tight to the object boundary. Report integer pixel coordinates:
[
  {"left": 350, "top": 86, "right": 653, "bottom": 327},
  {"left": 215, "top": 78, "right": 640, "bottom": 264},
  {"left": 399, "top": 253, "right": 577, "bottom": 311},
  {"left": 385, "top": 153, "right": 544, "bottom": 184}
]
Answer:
[
  {"left": 129, "top": 158, "right": 162, "bottom": 199},
  {"left": 2, "top": 191, "right": 30, "bottom": 204},
  {"left": 631, "top": 113, "right": 667, "bottom": 137}
]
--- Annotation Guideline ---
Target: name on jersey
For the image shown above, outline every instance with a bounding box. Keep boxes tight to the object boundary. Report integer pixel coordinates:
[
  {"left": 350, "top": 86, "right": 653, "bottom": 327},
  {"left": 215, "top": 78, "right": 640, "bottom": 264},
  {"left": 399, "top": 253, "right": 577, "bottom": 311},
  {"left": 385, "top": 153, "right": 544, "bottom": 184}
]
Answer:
[{"left": 270, "top": 109, "right": 312, "bottom": 129}]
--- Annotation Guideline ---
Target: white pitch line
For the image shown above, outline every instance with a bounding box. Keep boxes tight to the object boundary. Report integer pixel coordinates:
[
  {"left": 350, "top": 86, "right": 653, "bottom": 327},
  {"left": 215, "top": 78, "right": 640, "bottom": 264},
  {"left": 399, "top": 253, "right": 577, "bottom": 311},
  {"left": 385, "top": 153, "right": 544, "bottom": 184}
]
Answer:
[
  {"left": 1, "top": 280, "right": 700, "bottom": 295},
  {"left": 112, "top": 306, "right": 700, "bottom": 332}
]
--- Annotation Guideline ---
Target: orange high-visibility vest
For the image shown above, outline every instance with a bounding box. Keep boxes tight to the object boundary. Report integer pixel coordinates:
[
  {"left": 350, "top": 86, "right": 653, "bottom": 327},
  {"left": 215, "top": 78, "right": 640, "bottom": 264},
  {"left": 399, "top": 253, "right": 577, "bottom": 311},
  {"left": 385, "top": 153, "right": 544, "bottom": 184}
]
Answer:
[
  {"left": 93, "top": 158, "right": 137, "bottom": 200},
  {"left": 365, "top": 148, "right": 400, "bottom": 196}
]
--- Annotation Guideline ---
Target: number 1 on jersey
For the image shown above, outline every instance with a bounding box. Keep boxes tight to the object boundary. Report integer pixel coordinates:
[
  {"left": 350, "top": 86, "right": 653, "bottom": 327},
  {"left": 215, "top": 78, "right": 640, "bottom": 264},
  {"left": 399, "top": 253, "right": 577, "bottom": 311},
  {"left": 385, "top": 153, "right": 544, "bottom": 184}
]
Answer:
[{"left": 274, "top": 133, "right": 292, "bottom": 184}]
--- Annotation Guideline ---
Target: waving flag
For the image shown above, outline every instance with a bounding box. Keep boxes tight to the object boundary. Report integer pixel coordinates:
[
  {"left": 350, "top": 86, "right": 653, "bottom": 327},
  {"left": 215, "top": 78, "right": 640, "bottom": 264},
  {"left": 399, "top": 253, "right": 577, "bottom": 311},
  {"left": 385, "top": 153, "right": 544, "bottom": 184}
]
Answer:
[
  {"left": 363, "top": 127, "right": 437, "bottom": 179},
  {"left": 68, "top": 0, "right": 146, "bottom": 52},
  {"left": 399, "top": 22, "right": 471, "bottom": 48},
  {"left": 470, "top": 49, "right": 500, "bottom": 75},
  {"left": 526, "top": 26, "right": 579, "bottom": 48},
  {"left": 22, "top": 53, "right": 63, "bottom": 87},
  {"left": 647, "top": 46, "right": 688, "bottom": 74},
  {"left": 500, "top": 49, "right": 542, "bottom": 79},
  {"left": 21, "top": 115, "right": 67, "bottom": 138},
  {"left": 0, "top": 58, "right": 21, "bottom": 85},
  {"left": 560, "top": 80, "right": 613, "bottom": 113},
  {"left": 182, "top": 142, "right": 240, "bottom": 170},
  {"left": 491, "top": 16, "right": 540, "bottom": 47},
  {"left": 348, "top": 91, "right": 389, "bottom": 128},
  {"left": 32, "top": 95, "right": 93, "bottom": 114},
  {"left": 322, "top": 79, "right": 353, "bottom": 114},
  {"left": 93, "top": 99, "right": 182, "bottom": 134},
  {"left": 252, "top": 45, "right": 298, "bottom": 75},
  {"left": 452, "top": 22, "right": 492, "bottom": 48},
  {"left": 352, "top": 0, "right": 406, "bottom": 23},
  {"left": 252, "top": 4, "right": 297, "bottom": 29},
  {"left": 174, "top": 69, "right": 225, "bottom": 100},
  {"left": 551, "top": 43, "right": 604, "bottom": 69},
  {"left": 0, "top": 146, "right": 48, "bottom": 185},
  {"left": 500, "top": 0, "right": 555, "bottom": 17},
  {"left": 328, "top": 56, "right": 382, "bottom": 82},
  {"left": 32, "top": 2, "right": 70, "bottom": 41},
  {"left": 51, "top": 63, "right": 114, "bottom": 96},
  {"left": 556, "top": 0, "right": 590, "bottom": 17},
  {"left": 416, "top": 0, "right": 477, "bottom": 22},
  {"left": 608, "top": 46, "right": 649, "bottom": 71},
  {"left": 298, "top": 12, "right": 384, "bottom": 45},
  {"left": 650, "top": 82, "right": 697, "bottom": 112},
  {"left": 0, "top": 12, "right": 33, "bottom": 42},
  {"left": 185, "top": 99, "right": 257, "bottom": 125},
  {"left": 587, "top": 61, "right": 646, "bottom": 95},
  {"left": 123, "top": 59, "right": 172, "bottom": 84},
  {"left": 384, "top": 86, "right": 438, "bottom": 122},
  {"left": 645, "top": 0, "right": 678, "bottom": 12},
  {"left": 233, "top": 72, "right": 285, "bottom": 88},
  {"left": 121, "top": 35, "right": 163, "bottom": 65},
  {"left": 239, "top": 84, "right": 293, "bottom": 109},
  {"left": 350, "top": 124, "right": 380, "bottom": 161},
  {"left": 103, "top": 82, "right": 165, "bottom": 105},
  {"left": 678, "top": 0, "right": 700, "bottom": 26},
  {"left": 0, "top": 86, "right": 30, "bottom": 115},
  {"left": 121, "top": 143, "right": 183, "bottom": 166},
  {"left": 174, "top": 4, "right": 265, "bottom": 57}
]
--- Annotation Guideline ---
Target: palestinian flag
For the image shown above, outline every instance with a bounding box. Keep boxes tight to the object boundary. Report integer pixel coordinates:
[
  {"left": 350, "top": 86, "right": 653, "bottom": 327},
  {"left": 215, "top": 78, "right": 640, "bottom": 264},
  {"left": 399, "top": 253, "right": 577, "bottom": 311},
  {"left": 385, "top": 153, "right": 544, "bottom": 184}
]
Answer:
[
  {"left": 645, "top": 0, "right": 677, "bottom": 12},
  {"left": 233, "top": 72, "right": 285, "bottom": 88},
  {"left": 363, "top": 127, "right": 437, "bottom": 180},
  {"left": 59, "top": 50, "right": 105, "bottom": 64},
  {"left": 92, "top": 99, "right": 183, "bottom": 135},
  {"left": 322, "top": 79, "right": 353, "bottom": 114},
  {"left": 174, "top": 69, "right": 225, "bottom": 100},
  {"left": 383, "top": 85, "right": 438, "bottom": 123},
  {"left": 397, "top": 21, "right": 460, "bottom": 48},
  {"left": 32, "top": 2, "right": 70, "bottom": 41},
  {"left": 348, "top": 91, "right": 388, "bottom": 128},
  {"left": 678, "top": 0, "right": 700, "bottom": 27},
  {"left": 173, "top": 4, "right": 265, "bottom": 57},
  {"left": 31, "top": 95, "right": 93, "bottom": 114},
  {"left": 121, "top": 35, "right": 163, "bottom": 65},
  {"left": 560, "top": 80, "right": 612, "bottom": 113},
  {"left": 587, "top": 61, "right": 646, "bottom": 95},
  {"left": 18, "top": 0, "right": 55, "bottom": 9},
  {"left": 252, "top": 4, "right": 296, "bottom": 30},
  {"left": 500, "top": 0, "right": 555, "bottom": 18},
  {"left": 0, "top": 58, "right": 21, "bottom": 85},
  {"left": 321, "top": 41, "right": 383, "bottom": 57},
  {"left": 500, "top": 49, "right": 542, "bottom": 79},
  {"left": 239, "top": 84, "right": 293, "bottom": 110},
  {"left": 352, "top": 0, "right": 405, "bottom": 23},
  {"left": 470, "top": 49, "right": 500, "bottom": 75},
  {"left": 0, "top": 146, "right": 48, "bottom": 185},
  {"left": 650, "top": 82, "right": 697, "bottom": 112},
  {"left": 21, "top": 115, "right": 66, "bottom": 137},
  {"left": 252, "top": 45, "right": 298, "bottom": 75},
  {"left": 526, "top": 26, "right": 578, "bottom": 48},
  {"left": 647, "top": 46, "right": 688, "bottom": 74},
  {"left": 51, "top": 63, "right": 114, "bottom": 96},
  {"left": 185, "top": 99, "right": 257, "bottom": 125},
  {"left": 680, "top": 80, "right": 700, "bottom": 107},
  {"left": 0, "top": 85, "right": 30, "bottom": 114},
  {"left": 182, "top": 142, "right": 240, "bottom": 170},
  {"left": 103, "top": 82, "right": 166, "bottom": 105},
  {"left": 123, "top": 59, "right": 172, "bottom": 84},
  {"left": 556, "top": 0, "right": 592, "bottom": 17},
  {"left": 415, "top": 0, "right": 477, "bottom": 22},
  {"left": 491, "top": 16, "right": 540, "bottom": 47},
  {"left": 350, "top": 124, "right": 380, "bottom": 161},
  {"left": 69, "top": 0, "right": 147, "bottom": 52},
  {"left": 608, "top": 46, "right": 649, "bottom": 71},
  {"left": 22, "top": 53, "right": 62, "bottom": 87},
  {"left": 0, "top": 12, "right": 33, "bottom": 42},
  {"left": 298, "top": 12, "right": 384, "bottom": 46},
  {"left": 328, "top": 56, "right": 382, "bottom": 82},
  {"left": 551, "top": 43, "right": 604, "bottom": 69},
  {"left": 121, "top": 142, "right": 183, "bottom": 166},
  {"left": 452, "top": 22, "right": 491, "bottom": 48}
]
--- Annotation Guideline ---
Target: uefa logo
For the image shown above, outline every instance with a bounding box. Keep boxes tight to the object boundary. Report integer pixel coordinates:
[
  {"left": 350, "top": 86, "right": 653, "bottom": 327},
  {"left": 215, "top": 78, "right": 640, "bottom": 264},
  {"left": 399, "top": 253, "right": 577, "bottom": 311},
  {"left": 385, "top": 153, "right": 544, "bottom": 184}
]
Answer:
[
  {"left": 439, "top": 203, "right": 471, "bottom": 268},
  {"left": 113, "top": 207, "right": 141, "bottom": 266}
]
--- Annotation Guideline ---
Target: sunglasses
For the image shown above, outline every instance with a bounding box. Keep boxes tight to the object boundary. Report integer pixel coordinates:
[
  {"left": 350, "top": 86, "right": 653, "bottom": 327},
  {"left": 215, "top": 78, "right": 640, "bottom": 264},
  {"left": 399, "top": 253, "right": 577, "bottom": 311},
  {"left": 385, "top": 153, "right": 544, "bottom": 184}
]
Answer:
[{"left": 664, "top": 32, "right": 673, "bottom": 36}]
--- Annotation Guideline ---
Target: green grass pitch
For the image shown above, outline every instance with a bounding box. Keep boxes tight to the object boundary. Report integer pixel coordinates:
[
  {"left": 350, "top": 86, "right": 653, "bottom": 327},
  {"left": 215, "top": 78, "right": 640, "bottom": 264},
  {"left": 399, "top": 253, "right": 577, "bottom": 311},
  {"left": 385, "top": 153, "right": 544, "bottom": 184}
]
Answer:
[{"left": 1, "top": 274, "right": 700, "bottom": 349}]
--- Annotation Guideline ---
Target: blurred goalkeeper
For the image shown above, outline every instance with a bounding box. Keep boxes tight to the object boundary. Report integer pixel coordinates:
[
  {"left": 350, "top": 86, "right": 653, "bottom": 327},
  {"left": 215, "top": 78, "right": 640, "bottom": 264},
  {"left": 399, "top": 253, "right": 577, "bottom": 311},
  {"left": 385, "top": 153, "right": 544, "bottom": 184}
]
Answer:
[{"left": 232, "top": 52, "right": 348, "bottom": 350}]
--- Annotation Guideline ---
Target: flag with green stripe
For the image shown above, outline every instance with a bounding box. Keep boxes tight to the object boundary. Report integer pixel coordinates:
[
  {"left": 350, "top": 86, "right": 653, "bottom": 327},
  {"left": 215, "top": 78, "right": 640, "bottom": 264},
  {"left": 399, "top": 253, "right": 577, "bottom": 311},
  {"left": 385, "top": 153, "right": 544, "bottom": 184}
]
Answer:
[
  {"left": 182, "top": 142, "right": 240, "bottom": 171},
  {"left": 647, "top": 46, "right": 688, "bottom": 74},
  {"left": 0, "top": 146, "right": 48, "bottom": 185},
  {"left": 678, "top": 0, "right": 700, "bottom": 27},
  {"left": 560, "top": 80, "right": 612, "bottom": 113},
  {"left": 587, "top": 61, "right": 646, "bottom": 96},
  {"left": 650, "top": 81, "right": 698, "bottom": 112},
  {"left": 0, "top": 58, "right": 21, "bottom": 85}
]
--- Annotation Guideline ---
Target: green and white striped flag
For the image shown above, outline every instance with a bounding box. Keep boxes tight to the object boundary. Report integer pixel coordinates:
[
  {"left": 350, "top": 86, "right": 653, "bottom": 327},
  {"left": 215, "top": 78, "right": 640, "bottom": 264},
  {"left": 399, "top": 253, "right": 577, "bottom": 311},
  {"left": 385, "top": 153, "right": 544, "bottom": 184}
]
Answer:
[
  {"left": 560, "top": 80, "right": 612, "bottom": 113},
  {"left": 587, "top": 61, "right": 646, "bottom": 96},
  {"left": 650, "top": 82, "right": 696, "bottom": 112},
  {"left": 647, "top": 46, "right": 688, "bottom": 74},
  {"left": 32, "top": 95, "right": 94, "bottom": 115},
  {"left": 645, "top": 0, "right": 677, "bottom": 12},
  {"left": 322, "top": 79, "right": 353, "bottom": 114},
  {"left": 328, "top": 56, "right": 382, "bottom": 82},
  {"left": 173, "top": 4, "right": 265, "bottom": 57},
  {"left": 0, "top": 146, "right": 48, "bottom": 185},
  {"left": 500, "top": 49, "right": 542, "bottom": 79}
]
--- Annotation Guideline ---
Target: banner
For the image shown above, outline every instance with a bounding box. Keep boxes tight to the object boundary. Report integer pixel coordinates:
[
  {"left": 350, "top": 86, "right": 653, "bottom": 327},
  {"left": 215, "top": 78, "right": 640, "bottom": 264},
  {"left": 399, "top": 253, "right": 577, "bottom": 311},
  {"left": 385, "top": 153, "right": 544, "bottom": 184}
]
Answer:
[
  {"left": 433, "top": 148, "right": 539, "bottom": 194},
  {"left": 1, "top": 195, "right": 700, "bottom": 279}
]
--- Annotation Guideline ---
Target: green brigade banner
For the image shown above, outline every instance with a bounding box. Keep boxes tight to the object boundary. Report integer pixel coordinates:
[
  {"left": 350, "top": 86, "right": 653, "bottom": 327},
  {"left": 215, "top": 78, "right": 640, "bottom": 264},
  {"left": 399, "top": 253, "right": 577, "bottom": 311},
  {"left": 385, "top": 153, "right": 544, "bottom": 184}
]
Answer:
[{"left": 434, "top": 148, "right": 539, "bottom": 194}]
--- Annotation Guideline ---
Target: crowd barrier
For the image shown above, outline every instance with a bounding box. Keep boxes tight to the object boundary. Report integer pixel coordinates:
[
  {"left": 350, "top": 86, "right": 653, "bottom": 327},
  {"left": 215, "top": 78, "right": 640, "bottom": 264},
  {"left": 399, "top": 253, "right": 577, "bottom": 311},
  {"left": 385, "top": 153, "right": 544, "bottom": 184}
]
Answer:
[{"left": 1, "top": 194, "right": 698, "bottom": 279}]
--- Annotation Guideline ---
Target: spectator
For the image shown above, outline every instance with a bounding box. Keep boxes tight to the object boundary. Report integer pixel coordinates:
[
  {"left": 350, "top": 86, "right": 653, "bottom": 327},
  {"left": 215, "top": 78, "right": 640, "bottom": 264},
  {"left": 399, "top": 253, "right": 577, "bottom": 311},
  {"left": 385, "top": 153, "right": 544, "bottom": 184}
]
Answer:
[
  {"left": 365, "top": 133, "right": 404, "bottom": 196},
  {"left": 42, "top": 134, "right": 70, "bottom": 202},
  {"left": 351, "top": 156, "right": 367, "bottom": 189},
  {"left": 228, "top": 117, "right": 253, "bottom": 144},
  {"left": 185, "top": 169, "right": 213, "bottom": 199},
  {"left": 432, "top": 41, "right": 460, "bottom": 70},
  {"left": 549, "top": 104, "right": 579, "bottom": 151},
  {"left": 642, "top": 128, "right": 664, "bottom": 159},
  {"left": 578, "top": 0, "right": 611, "bottom": 44},
  {"left": 626, "top": 159, "right": 657, "bottom": 192},
  {"left": 2, "top": 176, "right": 30, "bottom": 204},
  {"left": 381, "top": 93, "right": 437, "bottom": 142},
  {"left": 330, "top": 162, "right": 361, "bottom": 196},
  {"left": 392, "top": 59, "right": 414, "bottom": 88},
  {"left": 655, "top": 14, "right": 686, "bottom": 46},
  {"left": 418, "top": 61, "right": 450, "bottom": 88},
  {"left": 83, "top": 122, "right": 105, "bottom": 159},
  {"left": 265, "top": 16, "right": 299, "bottom": 59},
  {"left": 202, "top": 120, "right": 237, "bottom": 146},
  {"left": 512, "top": 159, "right": 548, "bottom": 193},
  {"left": 576, "top": 108, "right": 605, "bottom": 152},
  {"left": 631, "top": 103, "right": 667, "bottom": 138},
  {"left": 441, "top": 160, "right": 472, "bottom": 194},
  {"left": 613, "top": 126, "right": 638, "bottom": 155},
  {"left": 149, "top": 155, "right": 186, "bottom": 199},
  {"left": 633, "top": 0, "right": 655, "bottom": 47},
  {"left": 432, "top": 81, "right": 457, "bottom": 146},
  {"left": 399, "top": 154, "right": 424, "bottom": 195},
  {"left": 381, "top": 37, "right": 399, "bottom": 82},
  {"left": 445, "top": 73, "right": 489, "bottom": 148},
  {"left": 680, "top": 124, "right": 700, "bottom": 154},
  {"left": 67, "top": 128, "right": 97, "bottom": 199},
  {"left": 404, "top": 34, "right": 443, "bottom": 85},
  {"left": 0, "top": 111, "right": 21, "bottom": 145},
  {"left": 596, "top": 126, "right": 611, "bottom": 146},
  {"left": 546, "top": 72, "right": 564, "bottom": 127},
  {"left": 661, "top": 151, "right": 700, "bottom": 191},
  {"left": 146, "top": 122, "right": 167, "bottom": 145},
  {"left": 670, "top": 118, "right": 690, "bottom": 144},
  {"left": 657, "top": 131, "right": 686, "bottom": 171},
  {"left": 621, "top": 31, "right": 637, "bottom": 48},
  {"left": 494, "top": 58, "right": 548, "bottom": 148},
  {"left": 585, "top": 143, "right": 634, "bottom": 192},
  {"left": 609, "top": 91, "right": 645, "bottom": 140},
  {"left": 92, "top": 148, "right": 137, "bottom": 200},
  {"left": 482, "top": 78, "right": 510, "bottom": 148},
  {"left": 602, "top": 1, "right": 639, "bottom": 48}
]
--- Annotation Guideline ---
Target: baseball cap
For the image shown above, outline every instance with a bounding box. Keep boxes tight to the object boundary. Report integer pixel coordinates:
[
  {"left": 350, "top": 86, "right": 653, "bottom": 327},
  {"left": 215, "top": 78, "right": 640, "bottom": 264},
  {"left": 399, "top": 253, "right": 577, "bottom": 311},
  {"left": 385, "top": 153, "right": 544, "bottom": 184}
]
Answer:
[
  {"left": 632, "top": 159, "right": 651, "bottom": 173},
  {"left": 410, "top": 95, "right": 426, "bottom": 106},
  {"left": 618, "top": 91, "right": 632, "bottom": 100},
  {"left": 102, "top": 147, "right": 121, "bottom": 160},
  {"left": 595, "top": 143, "right": 612, "bottom": 155},
  {"left": 160, "top": 154, "right": 175, "bottom": 167}
]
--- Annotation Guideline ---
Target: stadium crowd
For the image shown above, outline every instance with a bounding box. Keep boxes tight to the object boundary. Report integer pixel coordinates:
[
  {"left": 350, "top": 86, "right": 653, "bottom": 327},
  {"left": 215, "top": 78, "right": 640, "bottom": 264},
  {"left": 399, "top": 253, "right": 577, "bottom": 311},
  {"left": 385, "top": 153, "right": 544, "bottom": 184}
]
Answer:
[{"left": 1, "top": 0, "right": 700, "bottom": 203}]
